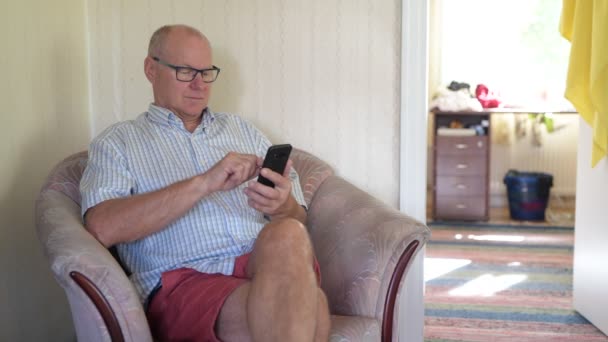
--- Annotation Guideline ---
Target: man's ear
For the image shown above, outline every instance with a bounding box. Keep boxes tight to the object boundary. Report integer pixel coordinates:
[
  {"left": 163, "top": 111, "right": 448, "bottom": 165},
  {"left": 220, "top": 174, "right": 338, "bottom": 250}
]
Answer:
[{"left": 144, "top": 56, "right": 155, "bottom": 83}]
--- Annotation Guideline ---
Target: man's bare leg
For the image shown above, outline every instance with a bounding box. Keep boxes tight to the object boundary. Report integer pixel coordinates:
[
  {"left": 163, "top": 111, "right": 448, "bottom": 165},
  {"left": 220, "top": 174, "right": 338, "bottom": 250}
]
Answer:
[
  {"left": 247, "top": 217, "right": 322, "bottom": 341},
  {"left": 216, "top": 218, "right": 330, "bottom": 341},
  {"left": 313, "top": 288, "right": 331, "bottom": 342},
  {"left": 218, "top": 285, "right": 330, "bottom": 341}
]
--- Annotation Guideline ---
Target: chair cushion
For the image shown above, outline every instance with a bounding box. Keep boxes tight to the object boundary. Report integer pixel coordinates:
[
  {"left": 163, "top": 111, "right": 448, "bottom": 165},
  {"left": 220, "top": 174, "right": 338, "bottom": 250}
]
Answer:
[{"left": 329, "top": 315, "right": 381, "bottom": 342}]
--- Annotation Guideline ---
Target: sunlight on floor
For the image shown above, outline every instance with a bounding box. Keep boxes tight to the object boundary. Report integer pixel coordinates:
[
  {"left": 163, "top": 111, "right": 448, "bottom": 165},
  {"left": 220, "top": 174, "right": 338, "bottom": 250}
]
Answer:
[
  {"left": 424, "top": 257, "right": 472, "bottom": 282},
  {"left": 454, "top": 234, "right": 526, "bottom": 242},
  {"left": 466, "top": 234, "right": 526, "bottom": 242},
  {"left": 449, "top": 274, "right": 527, "bottom": 297}
]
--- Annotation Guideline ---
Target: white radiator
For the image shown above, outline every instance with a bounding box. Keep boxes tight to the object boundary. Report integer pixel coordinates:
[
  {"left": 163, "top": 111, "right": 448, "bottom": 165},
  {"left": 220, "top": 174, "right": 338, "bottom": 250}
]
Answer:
[{"left": 489, "top": 114, "right": 579, "bottom": 202}]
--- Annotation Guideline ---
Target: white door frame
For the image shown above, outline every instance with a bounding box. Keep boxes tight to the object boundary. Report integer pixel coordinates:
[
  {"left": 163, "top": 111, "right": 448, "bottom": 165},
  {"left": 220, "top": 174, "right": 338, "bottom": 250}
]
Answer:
[{"left": 398, "top": 0, "right": 428, "bottom": 341}]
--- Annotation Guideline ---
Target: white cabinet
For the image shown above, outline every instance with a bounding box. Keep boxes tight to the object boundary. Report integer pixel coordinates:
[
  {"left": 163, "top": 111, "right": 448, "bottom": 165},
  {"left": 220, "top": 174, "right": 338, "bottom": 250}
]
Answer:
[{"left": 573, "top": 121, "right": 608, "bottom": 335}]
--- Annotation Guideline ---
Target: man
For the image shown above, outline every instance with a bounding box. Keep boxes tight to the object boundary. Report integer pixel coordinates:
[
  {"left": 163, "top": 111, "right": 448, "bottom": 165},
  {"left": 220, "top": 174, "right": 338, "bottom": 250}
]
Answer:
[{"left": 80, "top": 24, "right": 330, "bottom": 342}]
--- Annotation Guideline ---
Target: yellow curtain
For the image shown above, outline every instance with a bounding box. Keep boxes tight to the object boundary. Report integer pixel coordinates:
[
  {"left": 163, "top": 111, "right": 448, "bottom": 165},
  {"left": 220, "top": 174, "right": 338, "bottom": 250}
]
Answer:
[{"left": 560, "top": 0, "right": 608, "bottom": 166}]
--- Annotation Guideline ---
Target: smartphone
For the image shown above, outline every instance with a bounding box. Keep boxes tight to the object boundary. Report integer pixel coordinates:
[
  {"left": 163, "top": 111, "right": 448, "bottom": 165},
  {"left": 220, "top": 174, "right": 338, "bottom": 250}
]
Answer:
[{"left": 257, "top": 144, "right": 292, "bottom": 188}]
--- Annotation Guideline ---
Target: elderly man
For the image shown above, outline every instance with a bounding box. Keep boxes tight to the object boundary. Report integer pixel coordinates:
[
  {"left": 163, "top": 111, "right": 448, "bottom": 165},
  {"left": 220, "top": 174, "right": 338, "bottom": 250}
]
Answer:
[{"left": 80, "top": 24, "right": 330, "bottom": 342}]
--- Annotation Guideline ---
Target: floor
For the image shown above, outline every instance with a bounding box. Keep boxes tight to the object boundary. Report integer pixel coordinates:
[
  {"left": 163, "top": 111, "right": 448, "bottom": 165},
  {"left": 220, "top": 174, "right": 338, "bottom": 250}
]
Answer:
[
  {"left": 423, "top": 195, "right": 597, "bottom": 341},
  {"left": 424, "top": 224, "right": 608, "bottom": 341},
  {"left": 427, "top": 192, "right": 576, "bottom": 227}
]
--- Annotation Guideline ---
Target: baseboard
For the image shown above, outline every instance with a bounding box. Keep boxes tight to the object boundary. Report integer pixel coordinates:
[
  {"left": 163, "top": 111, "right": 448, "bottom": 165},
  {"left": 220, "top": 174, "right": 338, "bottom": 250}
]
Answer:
[
  {"left": 426, "top": 186, "right": 575, "bottom": 209},
  {"left": 490, "top": 191, "right": 576, "bottom": 208}
]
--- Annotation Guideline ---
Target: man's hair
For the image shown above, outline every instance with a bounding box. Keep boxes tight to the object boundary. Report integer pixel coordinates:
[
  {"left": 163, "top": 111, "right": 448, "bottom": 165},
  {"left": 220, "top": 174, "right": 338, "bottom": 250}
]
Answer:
[{"left": 148, "top": 24, "right": 206, "bottom": 57}]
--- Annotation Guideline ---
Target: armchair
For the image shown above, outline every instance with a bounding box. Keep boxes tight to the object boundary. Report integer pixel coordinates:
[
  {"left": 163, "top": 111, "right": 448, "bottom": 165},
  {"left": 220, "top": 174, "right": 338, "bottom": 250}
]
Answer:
[{"left": 35, "top": 149, "right": 429, "bottom": 342}]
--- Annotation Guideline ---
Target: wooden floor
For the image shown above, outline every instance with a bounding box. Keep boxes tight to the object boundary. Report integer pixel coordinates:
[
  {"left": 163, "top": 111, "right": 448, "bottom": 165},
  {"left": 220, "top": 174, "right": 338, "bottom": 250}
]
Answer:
[{"left": 427, "top": 193, "right": 576, "bottom": 227}]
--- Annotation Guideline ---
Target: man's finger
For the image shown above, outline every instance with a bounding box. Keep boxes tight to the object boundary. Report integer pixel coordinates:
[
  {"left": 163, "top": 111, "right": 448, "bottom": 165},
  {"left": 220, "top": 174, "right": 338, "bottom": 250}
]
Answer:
[
  {"left": 259, "top": 168, "right": 290, "bottom": 188},
  {"left": 245, "top": 188, "right": 273, "bottom": 207},
  {"left": 247, "top": 181, "right": 279, "bottom": 199}
]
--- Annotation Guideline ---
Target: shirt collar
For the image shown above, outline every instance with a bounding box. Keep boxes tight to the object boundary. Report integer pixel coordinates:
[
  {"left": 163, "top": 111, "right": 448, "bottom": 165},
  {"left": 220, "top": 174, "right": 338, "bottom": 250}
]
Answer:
[{"left": 147, "top": 103, "right": 215, "bottom": 132}]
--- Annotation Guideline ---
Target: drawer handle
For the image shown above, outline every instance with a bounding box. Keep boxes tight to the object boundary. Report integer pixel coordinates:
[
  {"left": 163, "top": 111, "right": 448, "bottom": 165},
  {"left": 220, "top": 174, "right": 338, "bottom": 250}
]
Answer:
[
  {"left": 456, "top": 204, "right": 467, "bottom": 209},
  {"left": 455, "top": 184, "right": 467, "bottom": 190},
  {"left": 455, "top": 144, "right": 468, "bottom": 149},
  {"left": 456, "top": 164, "right": 468, "bottom": 169}
]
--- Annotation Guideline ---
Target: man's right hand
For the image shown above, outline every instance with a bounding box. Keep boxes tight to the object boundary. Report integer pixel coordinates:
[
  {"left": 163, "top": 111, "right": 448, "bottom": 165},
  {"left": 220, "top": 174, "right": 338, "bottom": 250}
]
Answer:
[{"left": 202, "top": 152, "right": 261, "bottom": 194}]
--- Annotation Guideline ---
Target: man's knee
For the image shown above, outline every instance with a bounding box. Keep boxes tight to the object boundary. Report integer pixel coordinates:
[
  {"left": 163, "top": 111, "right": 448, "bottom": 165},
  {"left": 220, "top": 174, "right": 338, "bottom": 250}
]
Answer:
[
  {"left": 249, "top": 217, "right": 315, "bottom": 278},
  {"left": 258, "top": 217, "right": 312, "bottom": 254}
]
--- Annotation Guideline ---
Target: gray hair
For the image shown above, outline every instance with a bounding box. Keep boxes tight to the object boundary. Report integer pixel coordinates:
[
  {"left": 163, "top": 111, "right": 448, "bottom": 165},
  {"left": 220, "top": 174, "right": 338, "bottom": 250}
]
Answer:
[{"left": 148, "top": 24, "right": 206, "bottom": 57}]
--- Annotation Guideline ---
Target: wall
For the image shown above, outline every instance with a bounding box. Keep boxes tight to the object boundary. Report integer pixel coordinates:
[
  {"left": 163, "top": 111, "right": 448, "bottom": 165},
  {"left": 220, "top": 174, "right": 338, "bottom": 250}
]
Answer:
[
  {"left": 573, "top": 121, "right": 608, "bottom": 335},
  {"left": 87, "top": 0, "right": 402, "bottom": 206},
  {"left": 0, "top": 1, "right": 91, "bottom": 341}
]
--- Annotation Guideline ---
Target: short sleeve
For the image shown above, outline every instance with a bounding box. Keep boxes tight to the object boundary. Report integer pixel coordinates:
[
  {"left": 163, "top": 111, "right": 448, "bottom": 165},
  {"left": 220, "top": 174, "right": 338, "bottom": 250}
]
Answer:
[{"left": 80, "top": 131, "right": 136, "bottom": 218}]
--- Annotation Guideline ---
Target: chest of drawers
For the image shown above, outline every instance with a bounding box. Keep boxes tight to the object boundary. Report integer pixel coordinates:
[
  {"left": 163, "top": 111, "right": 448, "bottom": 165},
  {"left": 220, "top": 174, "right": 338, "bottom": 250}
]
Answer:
[{"left": 432, "top": 112, "right": 490, "bottom": 221}]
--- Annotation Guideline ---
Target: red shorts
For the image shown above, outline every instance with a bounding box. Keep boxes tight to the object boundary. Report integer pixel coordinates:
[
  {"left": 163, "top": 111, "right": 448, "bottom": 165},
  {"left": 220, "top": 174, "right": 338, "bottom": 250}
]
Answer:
[{"left": 146, "top": 253, "right": 321, "bottom": 342}]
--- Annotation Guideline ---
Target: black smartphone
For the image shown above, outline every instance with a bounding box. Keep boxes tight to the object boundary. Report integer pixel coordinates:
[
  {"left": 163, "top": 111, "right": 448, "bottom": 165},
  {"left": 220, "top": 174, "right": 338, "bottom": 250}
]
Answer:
[{"left": 257, "top": 144, "right": 292, "bottom": 188}]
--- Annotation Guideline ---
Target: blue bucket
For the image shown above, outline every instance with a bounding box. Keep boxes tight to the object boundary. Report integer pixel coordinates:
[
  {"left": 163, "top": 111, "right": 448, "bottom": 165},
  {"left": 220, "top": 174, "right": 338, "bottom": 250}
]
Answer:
[{"left": 503, "top": 170, "right": 553, "bottom": 221}]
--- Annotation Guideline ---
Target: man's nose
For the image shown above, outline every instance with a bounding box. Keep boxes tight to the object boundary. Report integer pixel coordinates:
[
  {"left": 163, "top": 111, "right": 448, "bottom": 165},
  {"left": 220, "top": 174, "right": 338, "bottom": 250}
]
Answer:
[{"left": 190, "top": 72, "right": 207, "bottom": 89}]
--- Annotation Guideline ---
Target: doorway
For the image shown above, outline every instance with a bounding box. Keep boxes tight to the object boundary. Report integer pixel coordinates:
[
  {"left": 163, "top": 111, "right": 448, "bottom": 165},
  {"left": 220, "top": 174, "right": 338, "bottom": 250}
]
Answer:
[{"left": 425, "top": 0, "right": 577, "bottom": 228}]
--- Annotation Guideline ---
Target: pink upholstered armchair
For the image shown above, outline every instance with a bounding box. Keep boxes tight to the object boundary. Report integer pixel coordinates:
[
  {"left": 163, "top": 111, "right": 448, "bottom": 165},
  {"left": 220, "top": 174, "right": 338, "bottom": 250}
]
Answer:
[{"left": 35, "top": 149, "right": 429, "bottom": 342}]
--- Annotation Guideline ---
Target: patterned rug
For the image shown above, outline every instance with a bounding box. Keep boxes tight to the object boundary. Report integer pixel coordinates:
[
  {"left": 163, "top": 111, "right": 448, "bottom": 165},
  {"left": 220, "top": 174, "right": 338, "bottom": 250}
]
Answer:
[{"left": 424, "top": 222, "right": 608, "bottom": 342}]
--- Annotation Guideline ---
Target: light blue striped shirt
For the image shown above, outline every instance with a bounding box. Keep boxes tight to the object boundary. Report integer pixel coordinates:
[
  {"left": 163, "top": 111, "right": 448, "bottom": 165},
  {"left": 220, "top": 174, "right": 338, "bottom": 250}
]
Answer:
[{"left": 80, "top": 104, "right": 306, "bottom": 304}]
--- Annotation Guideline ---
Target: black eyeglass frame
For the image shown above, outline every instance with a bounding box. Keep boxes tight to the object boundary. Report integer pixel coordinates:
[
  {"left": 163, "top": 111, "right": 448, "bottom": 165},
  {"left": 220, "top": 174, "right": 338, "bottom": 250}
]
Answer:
[{"left": 152, "top": 57, "right": 221, "bottom": 83}]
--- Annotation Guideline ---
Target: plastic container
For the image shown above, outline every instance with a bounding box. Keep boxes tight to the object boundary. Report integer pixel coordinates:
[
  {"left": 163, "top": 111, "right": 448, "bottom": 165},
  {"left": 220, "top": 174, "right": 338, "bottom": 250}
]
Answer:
[{"left": 503, "top": 170, "right": 553, "bottom": 221}]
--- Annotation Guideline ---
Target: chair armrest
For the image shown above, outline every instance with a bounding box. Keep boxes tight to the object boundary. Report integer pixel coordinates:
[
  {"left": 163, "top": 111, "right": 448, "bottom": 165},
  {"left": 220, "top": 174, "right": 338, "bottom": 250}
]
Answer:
[
  {"left": 291, "top": 148, "right": 335, "bottom": 207},
  {"left": 307, "top": 176, "right": 430, "bottom": 322},
  {"left": 35, "top": 190, "right": 152, "bottom": 342}
]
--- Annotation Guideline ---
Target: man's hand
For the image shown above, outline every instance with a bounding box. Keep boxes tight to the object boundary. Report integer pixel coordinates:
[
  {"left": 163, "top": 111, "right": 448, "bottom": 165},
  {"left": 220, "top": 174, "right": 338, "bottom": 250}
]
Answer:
[
  {"left": 202, "top": 152, "right": 260, "bottom": 194},
  {"left": 244, "top": 159, "right": 302, "bottom": 220}
]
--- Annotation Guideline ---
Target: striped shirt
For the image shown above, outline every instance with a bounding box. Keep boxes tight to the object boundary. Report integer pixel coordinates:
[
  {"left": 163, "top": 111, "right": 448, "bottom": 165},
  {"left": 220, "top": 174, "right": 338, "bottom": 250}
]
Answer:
[{"left": 80, "top": 104, "right": 306, "bottom": 304}]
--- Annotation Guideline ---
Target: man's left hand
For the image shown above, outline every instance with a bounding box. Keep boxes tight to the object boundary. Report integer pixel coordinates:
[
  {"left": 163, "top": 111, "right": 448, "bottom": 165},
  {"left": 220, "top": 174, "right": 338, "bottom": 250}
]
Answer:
[{"left": 244, "top": 159, "right": 298, "bottom": 218}]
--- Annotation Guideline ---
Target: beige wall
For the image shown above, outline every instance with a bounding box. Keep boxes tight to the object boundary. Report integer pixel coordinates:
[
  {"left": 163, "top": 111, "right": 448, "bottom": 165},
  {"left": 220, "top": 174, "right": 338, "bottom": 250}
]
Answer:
[
  {"left": 0, "top": 1, "right": 90, "bottom": 340},
  {"left": 87, "top": 0, "right": 402, "bottom": 206}
]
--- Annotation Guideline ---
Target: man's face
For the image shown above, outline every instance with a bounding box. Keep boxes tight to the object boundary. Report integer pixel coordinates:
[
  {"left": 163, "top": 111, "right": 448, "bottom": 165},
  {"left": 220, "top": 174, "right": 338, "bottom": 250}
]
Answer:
[{"left": 147, "top": 31, "right": 213, "bottom": 121}]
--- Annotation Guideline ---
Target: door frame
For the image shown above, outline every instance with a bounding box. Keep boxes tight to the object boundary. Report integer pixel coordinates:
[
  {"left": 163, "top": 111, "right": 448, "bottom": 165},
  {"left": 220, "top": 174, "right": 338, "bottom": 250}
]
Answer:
[{"left": 398, "top": 0, "right": 428, "bottom": 341}]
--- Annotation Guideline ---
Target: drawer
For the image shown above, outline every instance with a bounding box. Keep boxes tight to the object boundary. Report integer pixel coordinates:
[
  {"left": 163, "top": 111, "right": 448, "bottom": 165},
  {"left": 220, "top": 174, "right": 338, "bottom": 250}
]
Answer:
[
  {"left": 436, "top": 136, "right": 488, "bottom": 156},
  {"left": 434, "top": 196, "right": 487, "bottom": 220},
  {"left": 435, "top": 176, "right": 486, "bottom": 196},
  {"left": 436, "top": 155, "right": 487, "bottom": 176}
]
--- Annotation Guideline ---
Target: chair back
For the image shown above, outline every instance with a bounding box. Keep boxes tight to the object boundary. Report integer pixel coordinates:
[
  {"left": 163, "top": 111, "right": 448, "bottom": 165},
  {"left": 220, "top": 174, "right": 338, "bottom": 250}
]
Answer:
[{"left": 40, "top": 149, "right": 334, "bottom": 207}]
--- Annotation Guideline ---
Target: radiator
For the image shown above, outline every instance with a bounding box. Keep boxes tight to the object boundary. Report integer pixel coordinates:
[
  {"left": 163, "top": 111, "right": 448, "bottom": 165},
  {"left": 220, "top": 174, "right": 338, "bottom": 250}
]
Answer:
[{"left": 489, "top": 113, "right": 579, "bottom": 201}]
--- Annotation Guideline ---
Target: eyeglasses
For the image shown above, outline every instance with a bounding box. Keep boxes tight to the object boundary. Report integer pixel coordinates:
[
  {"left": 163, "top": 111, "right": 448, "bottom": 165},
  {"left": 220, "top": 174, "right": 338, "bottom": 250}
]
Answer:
[{"left": 152, "top": 57, "right": 220, "bottom": 83}]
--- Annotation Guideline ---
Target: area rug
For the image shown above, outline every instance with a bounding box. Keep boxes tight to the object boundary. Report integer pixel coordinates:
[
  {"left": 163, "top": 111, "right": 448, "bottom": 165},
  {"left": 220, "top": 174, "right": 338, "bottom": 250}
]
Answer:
[{"left": 424, "top": 222, "right": 608, "bottom": 342}]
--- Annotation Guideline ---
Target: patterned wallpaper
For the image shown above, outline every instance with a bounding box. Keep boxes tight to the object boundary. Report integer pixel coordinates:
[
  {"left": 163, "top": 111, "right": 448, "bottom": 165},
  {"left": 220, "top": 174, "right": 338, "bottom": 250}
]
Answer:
[{"left": 87, "top": 0, "right": 402, "bottom": 206}]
